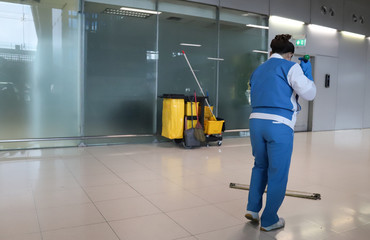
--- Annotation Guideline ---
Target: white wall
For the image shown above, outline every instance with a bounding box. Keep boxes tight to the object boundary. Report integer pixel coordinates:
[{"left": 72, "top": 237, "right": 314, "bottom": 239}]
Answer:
[
  {"left": 270, "top": 0, "right": 310, "bottom": 23},
  {"left": 362, "top": 39, "right": 370, "bottom": 128},
  {"left": 311, "top": 55, "right": 339, "bottom": 131},
  {"left": 305, "top": 26, "right": 339, "bottom": 131},
  {"left": 335, "top": 35, "right": 367, "bottom": 129}
]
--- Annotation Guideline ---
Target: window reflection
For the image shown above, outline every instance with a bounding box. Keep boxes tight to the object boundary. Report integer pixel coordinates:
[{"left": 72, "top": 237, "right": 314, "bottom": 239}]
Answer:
[
  {"left": 0, "top": 0, "right": 80, "bottom": 147},
  {"left": 0, "top": 2, "right": 38, "bottom": 51}
]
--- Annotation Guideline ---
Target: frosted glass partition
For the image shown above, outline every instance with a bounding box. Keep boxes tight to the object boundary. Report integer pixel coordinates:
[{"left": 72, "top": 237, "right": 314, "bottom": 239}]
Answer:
[
  {"left": 0, "top": 0, "right": 81, "bottom": 149},
  {"left": 156, "top": 0, "right": 218, "bottom": 130},
  {"left": 157, "top": 0, "right": 217, "bottom": 95},
  {"left": 218, "top": 9, "right": 268, "bottom": 130},
  {"left": 84, "top": 1, "right": 157, "bottom": 140},
  {"left": 0, "top": 0, "right": 269, "bottom": 149}
]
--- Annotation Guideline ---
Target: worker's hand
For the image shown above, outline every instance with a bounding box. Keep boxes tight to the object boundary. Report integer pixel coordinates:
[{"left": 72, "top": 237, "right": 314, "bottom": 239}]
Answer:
[{"left": 299, "top": 58, "right": 313, "bottom": 81}]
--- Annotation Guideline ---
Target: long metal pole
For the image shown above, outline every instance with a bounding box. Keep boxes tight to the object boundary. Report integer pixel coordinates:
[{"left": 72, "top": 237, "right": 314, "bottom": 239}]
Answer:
[
  {"left": 229, "top": 182, "right": 321, "bottom": 200},
  {"left": 215, "top": 4, "right": 220, "bottom": 117},
  {"left": 182, "top": 50, "right": 216, "bottom": 119}
]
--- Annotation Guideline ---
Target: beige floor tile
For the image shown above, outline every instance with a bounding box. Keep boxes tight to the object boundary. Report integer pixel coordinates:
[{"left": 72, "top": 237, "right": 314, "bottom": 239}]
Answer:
[
  {"left": 115, "top": 169, "right": 163, "bottom": 183},
  {"left": 189, "top": 185, "right": 247, "bottom": 204},
  {"left": 34, "top": 188, "right": 91, "bottom": 209},
  {"left": 128, "top": 178, "right": 183, "bottom": 195},
  {"left": 37, "top": 203, "right": 105, "bottom": 231},
  {"left": 74, "top": 173, "right": 123, "bottom": 187},
  {"left": 84, "top": 183, "right": 140, "bottom": 202},
  {"left": 68, "top": 163, "right": 113, "bottom": 177},
  {"left": 42, "top": 223, "right": 119, "bottom": 240},
  {"left": 109, "top": 213, "right": 190, "bottom": 240},
  {"left": 167, "top": 205, "right": 242, "bottom": 235},
  {"left": 1, "top": 130, "right": 370, "bottom": 240},
  {"left": 129, "top": 152, "right": 183, "bottom": 170},
  {"left": 214, "top": 198, "right": 249, "bottom": 221},
  {"left": 340, "top": 223, "right": 370, "bottom": 240},
  {"left": 195, "top": 224, "right": 272, "bottom": 240},
  {"left": 145, "top": 190, "right": 208, "bottom": 212},
  {"left": 321, "top": 232, "right": 356, "bottom": 240},
  {"left": 98, "top": 157, "right": 148, "bottom": 173},
  {"left": 2, "top": 232, "right": 42, "bottom": 240},
  {"left": 0, "top": 191, "right": 35, "bottom": 214},
  {"left": 175, "top": 237, "right": 198, "bottom": 240},
  {"left": 95, "top": 196, "right": 161, "bottom": 221},
  {"left": 267, "top": 215, "right": 334, "bottom": 240},
  {"left": 31, "top": 175, "right": 81, "bottom": 192},
  {"left": 157, "top": 166, "right": 200, "bottom": 179},
  {"left": 85, "top": 145, "right": 122, "bottom": 157},
  {"left": 204, "top": 168, "right": 251, "bottom": 183},
  {"left": 169, "top": 175, "right": 221, "bottom": 190},
  {"left": 0, "top": 210, "right": 40, "bottom": 239},
  {"left": 263, "top": 218, "right": 333, "bottom": 240}
]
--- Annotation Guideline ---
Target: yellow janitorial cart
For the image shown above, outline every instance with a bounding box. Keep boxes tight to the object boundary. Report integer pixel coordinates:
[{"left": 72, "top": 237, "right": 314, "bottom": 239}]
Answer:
[{"left": 160, "top": 94, "right": 224, "bottom": 148}]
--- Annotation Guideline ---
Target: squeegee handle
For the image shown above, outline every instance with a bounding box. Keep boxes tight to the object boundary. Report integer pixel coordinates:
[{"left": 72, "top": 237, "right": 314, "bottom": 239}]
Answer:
[{"left": 182, "top": 50, "right": 215, "bottom": 118}]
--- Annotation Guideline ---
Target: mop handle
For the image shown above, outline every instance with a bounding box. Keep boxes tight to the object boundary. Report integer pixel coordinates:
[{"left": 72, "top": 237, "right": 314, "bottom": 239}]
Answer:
[{"left": 182, "top": 51, "right": 216, "bottom": 119}]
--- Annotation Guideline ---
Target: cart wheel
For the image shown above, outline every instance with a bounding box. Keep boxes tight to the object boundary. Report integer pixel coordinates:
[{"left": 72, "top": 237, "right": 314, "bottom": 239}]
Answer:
[
  {"left": 182, "top": 141, "right": 191, "bottom": 149},
  {"left": 173, "top": 139, "right": 182, "bottom": 144},
  {"left": 217, "top": 140, "right": 222, "bottom": 146}
]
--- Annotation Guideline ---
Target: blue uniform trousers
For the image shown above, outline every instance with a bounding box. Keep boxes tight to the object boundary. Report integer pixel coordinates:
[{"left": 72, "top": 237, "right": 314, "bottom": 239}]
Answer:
[{"left": 247, "top": 118, "right": 294, "bottom": 227}]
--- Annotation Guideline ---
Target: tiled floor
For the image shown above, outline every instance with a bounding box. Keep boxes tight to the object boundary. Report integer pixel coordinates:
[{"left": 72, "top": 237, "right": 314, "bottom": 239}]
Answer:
[{"left": 0, "top": 129, "right": 370, "bottom": 240}]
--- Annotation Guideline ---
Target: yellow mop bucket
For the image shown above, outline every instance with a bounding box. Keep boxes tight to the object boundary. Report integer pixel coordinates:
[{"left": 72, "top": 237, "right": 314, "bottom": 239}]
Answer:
[{"left": 204, "top": 117, "right": 224, "bottom": 135}]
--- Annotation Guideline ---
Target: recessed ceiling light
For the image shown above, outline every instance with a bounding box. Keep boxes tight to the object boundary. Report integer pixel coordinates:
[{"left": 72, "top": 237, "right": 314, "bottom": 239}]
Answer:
[
  {"left": 341, "top": 31, "right": 365, "bottom": 39},
  {"left": 180, "top": 43, "right": 202, "bottom": 47},
  {"left": 309, "top": 24, "right": 337, "bottom": 33},
  {"left": 270, "top": 16, "right": 304, "bottom": 26},
  {"left": 246, "top": 24, "right": 269, "bottom": 30}
]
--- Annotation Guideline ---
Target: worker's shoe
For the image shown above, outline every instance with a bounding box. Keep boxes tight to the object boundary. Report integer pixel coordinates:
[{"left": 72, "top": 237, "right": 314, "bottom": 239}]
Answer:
[
  {"left": 260, "top": 218, "right": 285, "bottom": 231},
  {"left": 245, "top": 210, "right": 259, "bottom": 222}
]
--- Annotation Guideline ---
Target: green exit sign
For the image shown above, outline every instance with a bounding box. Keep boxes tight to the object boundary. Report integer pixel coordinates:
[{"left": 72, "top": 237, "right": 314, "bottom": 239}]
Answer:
[{"left": 296, "top": 39, "right": 306, "bottom": 46}]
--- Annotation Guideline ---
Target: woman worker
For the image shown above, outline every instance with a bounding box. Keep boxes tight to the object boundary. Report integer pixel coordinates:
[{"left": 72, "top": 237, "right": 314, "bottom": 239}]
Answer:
[{"left": 245, "top": 34, "right": 316, "bottom": 231}]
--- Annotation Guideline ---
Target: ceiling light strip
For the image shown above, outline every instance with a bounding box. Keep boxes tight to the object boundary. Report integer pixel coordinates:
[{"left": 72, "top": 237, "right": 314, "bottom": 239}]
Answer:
[
  {"left": 270, "top": 15, "right": 304, "bottom": 26},
  {"left": 253, "top": 50, "right": 269, "bottom": 54},
  {"left": 104, "top": 8, "right": 151, "bottom": 18},
  {"left": 246, "top": 24, "right": 269, "bottom": 30},
  {"left": 207, "top": 57, "right": 224, "bottom": 61},
  {"left": 341, "top": 31, "right": 365, "bottom": 39},
  {"left": 180, "top": 43, "right": 202, "bottom": 47},
  {"left": 120, "top": 7, "right": 161, "bottom": 15},
  {"left": 309, "top": 24, "right": 337, "bottom": 33}
]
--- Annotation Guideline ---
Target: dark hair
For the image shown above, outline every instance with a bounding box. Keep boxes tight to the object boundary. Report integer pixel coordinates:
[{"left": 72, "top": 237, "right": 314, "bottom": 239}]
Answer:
[{"left": 270, "top": 34, "right": 295, "bottom": 54}]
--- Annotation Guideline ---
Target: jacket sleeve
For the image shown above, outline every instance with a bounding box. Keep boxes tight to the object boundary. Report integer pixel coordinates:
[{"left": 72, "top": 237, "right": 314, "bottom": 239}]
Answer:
[{"left": 287, "top": 63, "right": 316, "bottom": 101}]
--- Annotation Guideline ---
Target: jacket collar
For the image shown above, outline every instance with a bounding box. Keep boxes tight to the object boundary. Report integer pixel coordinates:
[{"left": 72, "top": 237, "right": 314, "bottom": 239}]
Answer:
[{"left": 269, "top": 53, "right": 284, "bottom": 59}]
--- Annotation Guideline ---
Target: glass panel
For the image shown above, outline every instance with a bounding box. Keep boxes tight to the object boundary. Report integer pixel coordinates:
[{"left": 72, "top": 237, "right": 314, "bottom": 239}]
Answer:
[
  {"left": 0, "top": 0, "right": 81, "bottom": 149},
  {"left": 84, "top": 1, "right": 157, "bottom": 140},
  {"left": 218, "top": 9, "right": 268, "bottom": 130},
  {"left": 157, "top": 0, "right": 217, "bottom": 132},
  {"left": 0, "top": 0, "right": 270, "bottom": 149}
]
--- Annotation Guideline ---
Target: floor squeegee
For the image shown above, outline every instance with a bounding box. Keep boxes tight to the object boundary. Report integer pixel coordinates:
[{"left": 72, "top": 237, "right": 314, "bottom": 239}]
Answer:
[{"left": 229, "top": 182, "right": 321, "bottom": 200}]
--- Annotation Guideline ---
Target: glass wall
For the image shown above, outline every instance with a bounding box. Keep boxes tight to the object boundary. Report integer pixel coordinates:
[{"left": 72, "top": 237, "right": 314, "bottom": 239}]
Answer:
[
  {"left": 84, "top": 1, "right": 157, "bottom": 142},
  {"left": 218, "top": 9, "right": 268, "bottom": 130},
  {"left": 157, "top": 0, "right": 218, "bottom": 131},
  {"left": 0, "top": 0, "right": 268, "bottom": 149},
  {"left": 0, "top": 0, "right": 81, "bottom": 149}
]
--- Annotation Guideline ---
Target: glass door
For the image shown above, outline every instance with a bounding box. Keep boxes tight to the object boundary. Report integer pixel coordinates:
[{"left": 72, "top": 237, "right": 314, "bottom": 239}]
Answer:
[
  {"left": 84, "top": 1, "right": 158, "bottom": 145},
  {"left": 218, "top": 9, "right": 268, "bottom": 131}
]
